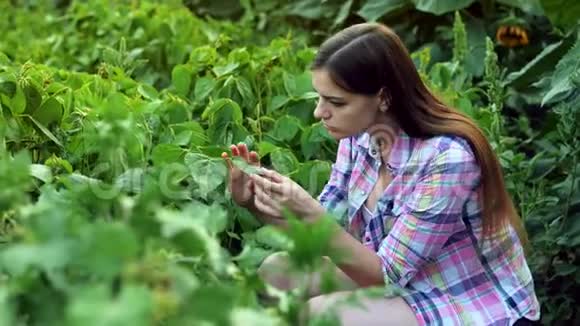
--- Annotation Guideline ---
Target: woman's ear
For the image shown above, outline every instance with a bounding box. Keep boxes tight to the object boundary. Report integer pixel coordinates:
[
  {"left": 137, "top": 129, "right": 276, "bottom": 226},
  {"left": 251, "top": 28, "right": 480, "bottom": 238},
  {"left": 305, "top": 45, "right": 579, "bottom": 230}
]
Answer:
[{"left": 378, "top": 88, "right": 391, "bottom": 112}]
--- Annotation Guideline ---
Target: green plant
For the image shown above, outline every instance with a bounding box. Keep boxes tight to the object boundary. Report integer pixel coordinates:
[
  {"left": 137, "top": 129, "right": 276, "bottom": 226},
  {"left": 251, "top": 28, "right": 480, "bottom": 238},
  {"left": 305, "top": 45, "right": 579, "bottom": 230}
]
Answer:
[{"left": 1, "top": 1, "right": 579, "bottom": 325}]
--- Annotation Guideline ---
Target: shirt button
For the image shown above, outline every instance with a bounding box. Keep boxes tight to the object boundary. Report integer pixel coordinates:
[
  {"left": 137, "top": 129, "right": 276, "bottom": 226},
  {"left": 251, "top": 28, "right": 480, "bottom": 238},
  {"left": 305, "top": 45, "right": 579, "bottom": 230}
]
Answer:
[{"left": 361, "top": 190, "right": 366, "bottom": 195}]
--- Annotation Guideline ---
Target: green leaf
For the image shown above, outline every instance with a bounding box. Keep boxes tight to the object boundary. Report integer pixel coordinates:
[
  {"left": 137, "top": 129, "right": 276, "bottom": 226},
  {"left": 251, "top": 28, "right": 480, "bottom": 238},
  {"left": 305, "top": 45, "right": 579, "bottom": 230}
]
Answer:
[
  {"left": 231, "top": 245, "right": 272, "bottom": 269},
  {"left": 30, "top": 164, "right": 53, "bottom": 183},
  {"left": 554, "top": 263, "right": 577, "bottom": 276},
  {"left": 429, "top": 62, "right": 455, "bottom": 89},
  {"left": 0, "top": 288, "right": 15, "bottom": 326},
  {"left": 137, "top": 83, "right": 159, "bottom": 100},
  {"left": 540, "top": 0, "right": 580, "bottom": 30},
  {"left": 0, "top": 75, "right": 16, "bottom": 97},
  {"left": 357, "top": 0, "right": 410, "bottom": 22},
  {"left": 77, "top": 222, "right": 139, "bottom": 278},
  {"left": 292, "top": 160, "right": 331, "bottom": 196},
  {"left": 45, "top": 155, "right": 74, "bottom": 174},
  {"left": 2, "top": 85, "right": 26, "bottom": 114},
  {"left": 26, "top": 115, "right": 64, "bottom": 147},
  {"left": 32, "top": 97, "right": 64, "bottom": 127},
  {"left": 542, "top": 38, "right": 580, "bottom": 106},
  {"left": 411, "top": 0, "right": 476, "bottom": 15},
  {"left": 271, "top": 115, "right": 302, "bottom": 142},
  {"left": 285, "top": 0, "right": 324, "bottom": 19},
  {"left": 559, "top": 199, "right": 580, "bottom": 247},
  {"left": 203, "top": 98, "right": 249, "bottom": 144},
  {"left": 301, "top": 123, "right": 332, "bottom": 160},
  {"left": 0, "top": 241, "right": 73, "bottom": 275},
  {"left": 463, "top": 16, "right": 487, "bottom": 77},
  {"left": 269, "top": 95, "right": 290, "bottom": 112},
  {"left": 161, "top": 99, "right": 191, "bottom": 124},
  {"left": 213, "top": 62, "right": 239, "bottom": 77},
  {"left": 284, "top": 214, "right": 337, "bottom": 269},
  {"left": 67, "top": 285, "right": 152, "bottom": 326},
  {"left": 115, "top": 168, "right": 145, "bottom": 193},
  {"left": 186, "top": 284, "right": 238, "bottom": 324},
  {"left": 333, "top": 0, "right": 353, "bottom": 27},
  {"left": 496, "top": 0, "right": 544, "bottom": 15},
  {"left": 456, "top": 96, "right": 475, "bottom": 118},
  {"left": 172, "top": 64, "right": 192, "bottom": 97},
  {"left": 46, "top": 82, "right": 68, "bottom": 96},
  {"left": 542, "top": 75, "right": 573, "bottom": 106},
  {"left": 23, "top": 84, "right": 42, "bottom": 114},
  {"left": 194, "top": 76, "right": 217, "bottom": 102},
  {"left": 155, "top": 207, "right": 225, "bottom": 269},
  {"left": 151, "top": 144, "right": 185, "bottom": 166},
  {"left": 0, "top": 151, "right": 32, "bottom": 211},
  {"left": 174, "top": 130, "right": 193, "bottom": 146},
  {"left": 504, "top": 35, "right": 575, "bottom": 89},
  {"left": 254, "top": 225, "right": 292, "bottom": 250},
  {"left": 190, "top": 201, "right": 228, "bottom": 235},
  {"left": 184, "top": 153, "right": 227, "bottom": 199},
  {"left": 202, "top": 99, "right": 243, "bottom": 124},
  {"left": 235, "top": 76, "right": 253, "bottom": 105},
  {"left": 230, "top": 307, "right": 285, "bottom": 326},
  {"left": 270, "top": 148, "right": 299, "bottom": 175},
  {"left": 257, "top": 141, "right": 278, "bottom": 157},
  {"left": 283, "top": 71, "right": 313, "bottom": 99},
  {"left": 171, "top": 121, "right": 208, "bottom": 147}
]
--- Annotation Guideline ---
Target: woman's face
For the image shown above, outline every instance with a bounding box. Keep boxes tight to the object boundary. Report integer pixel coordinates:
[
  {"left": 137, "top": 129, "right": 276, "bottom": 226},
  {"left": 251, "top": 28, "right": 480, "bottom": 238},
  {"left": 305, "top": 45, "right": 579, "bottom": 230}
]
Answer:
[{"left": 312, "top": 68, "right": 382, "bottom": 140}]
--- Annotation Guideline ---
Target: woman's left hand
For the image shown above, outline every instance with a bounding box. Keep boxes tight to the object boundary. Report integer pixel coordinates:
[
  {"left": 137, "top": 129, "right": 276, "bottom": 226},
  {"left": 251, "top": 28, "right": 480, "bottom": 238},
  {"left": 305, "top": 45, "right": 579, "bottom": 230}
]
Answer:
[{"left": 250, "top": 169, "right": 326, "bottom": 224}]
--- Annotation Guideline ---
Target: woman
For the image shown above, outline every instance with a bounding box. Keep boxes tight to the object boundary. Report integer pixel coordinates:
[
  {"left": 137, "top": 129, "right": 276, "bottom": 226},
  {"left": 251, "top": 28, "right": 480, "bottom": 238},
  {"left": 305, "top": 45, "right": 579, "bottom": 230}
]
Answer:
[{"left": 222, "top": 23, "right": 540, "bottom": 325}]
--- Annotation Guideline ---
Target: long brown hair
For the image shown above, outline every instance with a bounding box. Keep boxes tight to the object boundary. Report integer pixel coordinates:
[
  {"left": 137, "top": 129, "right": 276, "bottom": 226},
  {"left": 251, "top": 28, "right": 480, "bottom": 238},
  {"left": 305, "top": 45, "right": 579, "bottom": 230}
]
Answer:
[{"left": 311, "top": 23, "right": 528, "bottom": 247}]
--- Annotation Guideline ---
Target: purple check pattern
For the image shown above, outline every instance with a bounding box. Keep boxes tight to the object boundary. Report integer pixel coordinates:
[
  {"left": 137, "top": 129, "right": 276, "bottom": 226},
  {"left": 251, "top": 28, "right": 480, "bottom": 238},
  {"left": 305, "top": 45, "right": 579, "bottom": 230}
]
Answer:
[{"left": 317, "top": 129, "right": 540, "bottom": 325}]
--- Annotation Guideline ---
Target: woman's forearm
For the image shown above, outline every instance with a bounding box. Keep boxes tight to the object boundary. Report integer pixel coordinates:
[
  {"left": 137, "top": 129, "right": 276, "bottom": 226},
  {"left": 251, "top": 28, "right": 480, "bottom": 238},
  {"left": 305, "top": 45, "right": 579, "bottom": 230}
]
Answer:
[
  {"left": 249, "top": 198, "right": 385, "bottom": 287},
  {"left": 327, "top": 221, "right": 385, "bottom": 288}
]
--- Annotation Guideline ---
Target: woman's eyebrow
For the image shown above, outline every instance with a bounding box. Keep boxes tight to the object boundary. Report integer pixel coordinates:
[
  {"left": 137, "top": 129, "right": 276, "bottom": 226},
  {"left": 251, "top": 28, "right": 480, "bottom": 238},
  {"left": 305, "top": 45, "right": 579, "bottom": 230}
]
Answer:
[
  {"left": 313, "top": 90, "right": 345, "bottom": 101},
  {"left": 322, "top": 94, "right": 345, "bottom": 101}
]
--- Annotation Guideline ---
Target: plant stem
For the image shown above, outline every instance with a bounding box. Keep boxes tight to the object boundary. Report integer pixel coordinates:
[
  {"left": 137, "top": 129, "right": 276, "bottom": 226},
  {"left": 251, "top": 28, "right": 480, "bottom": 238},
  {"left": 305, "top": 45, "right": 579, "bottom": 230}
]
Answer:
[{"left": 562, "top": 149, "right": 578, "bottom": 224}]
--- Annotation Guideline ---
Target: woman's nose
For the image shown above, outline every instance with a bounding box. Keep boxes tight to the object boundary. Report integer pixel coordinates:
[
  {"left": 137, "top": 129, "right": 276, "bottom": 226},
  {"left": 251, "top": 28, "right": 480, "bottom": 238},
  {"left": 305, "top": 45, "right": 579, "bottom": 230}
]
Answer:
[{"left": 313, "top": 102, "right": 330, "bottom": 120}]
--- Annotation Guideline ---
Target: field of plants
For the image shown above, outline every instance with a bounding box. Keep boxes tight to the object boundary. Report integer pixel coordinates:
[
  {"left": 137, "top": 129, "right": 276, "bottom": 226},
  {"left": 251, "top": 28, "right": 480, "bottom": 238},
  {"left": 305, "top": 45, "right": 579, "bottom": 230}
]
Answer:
[{"left": 0, "top": 0, "right": 578, "bottom": 325}]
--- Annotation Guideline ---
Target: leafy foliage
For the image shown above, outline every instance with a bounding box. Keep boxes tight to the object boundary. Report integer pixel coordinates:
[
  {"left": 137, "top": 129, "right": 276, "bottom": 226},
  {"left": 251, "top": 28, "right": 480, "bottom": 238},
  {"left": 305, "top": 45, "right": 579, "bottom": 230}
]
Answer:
[{"left": 0, "top": 1, "right": 579, "bottom": 325}]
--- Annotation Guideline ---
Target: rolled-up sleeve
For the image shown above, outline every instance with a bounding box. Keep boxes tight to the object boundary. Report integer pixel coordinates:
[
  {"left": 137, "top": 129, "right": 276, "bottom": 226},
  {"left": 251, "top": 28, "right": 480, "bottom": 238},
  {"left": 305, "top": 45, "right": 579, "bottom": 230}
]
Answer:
[
  {"left": 377, "top": 142, "right": 481, "bottom": 287},
  {"left": 317, "top": 137, "right": 353, "bottom": 227}
]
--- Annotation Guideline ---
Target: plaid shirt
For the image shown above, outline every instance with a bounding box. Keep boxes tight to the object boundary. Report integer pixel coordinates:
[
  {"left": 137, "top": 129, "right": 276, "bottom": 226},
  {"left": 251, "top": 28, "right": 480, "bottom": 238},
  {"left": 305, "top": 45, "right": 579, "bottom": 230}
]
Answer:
[{"left": 318, "top": 129, "right": 540, "bottom": 325}]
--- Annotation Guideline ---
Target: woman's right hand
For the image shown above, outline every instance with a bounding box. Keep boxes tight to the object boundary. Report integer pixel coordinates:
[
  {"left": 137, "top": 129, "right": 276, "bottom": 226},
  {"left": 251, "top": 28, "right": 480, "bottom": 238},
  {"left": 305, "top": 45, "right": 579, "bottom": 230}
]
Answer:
[{"left": 221, "top": 143, "right": 260, "bottom": 208}]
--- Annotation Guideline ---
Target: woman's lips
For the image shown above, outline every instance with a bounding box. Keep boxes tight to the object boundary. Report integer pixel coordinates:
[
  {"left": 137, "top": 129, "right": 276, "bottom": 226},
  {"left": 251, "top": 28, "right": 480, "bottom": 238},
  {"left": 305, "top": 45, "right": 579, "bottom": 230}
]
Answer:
[{"left": 323, "top": 123, "right": 337, "bottom": 132}]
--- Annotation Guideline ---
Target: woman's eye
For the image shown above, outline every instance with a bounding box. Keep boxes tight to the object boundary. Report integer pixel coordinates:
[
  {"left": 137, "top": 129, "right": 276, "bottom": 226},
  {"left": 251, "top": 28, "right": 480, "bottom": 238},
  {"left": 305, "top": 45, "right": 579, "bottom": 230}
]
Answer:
[{"left": 331, "top": 102, "right": 345, "bottom": 107}]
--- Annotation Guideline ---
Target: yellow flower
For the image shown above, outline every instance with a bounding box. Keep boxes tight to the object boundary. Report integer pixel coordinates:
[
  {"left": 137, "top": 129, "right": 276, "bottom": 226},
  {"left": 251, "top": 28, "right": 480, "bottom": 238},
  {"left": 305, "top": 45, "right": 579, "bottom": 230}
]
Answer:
[{"left": 496, "top": 25, "right": 529, "bottom": 48}]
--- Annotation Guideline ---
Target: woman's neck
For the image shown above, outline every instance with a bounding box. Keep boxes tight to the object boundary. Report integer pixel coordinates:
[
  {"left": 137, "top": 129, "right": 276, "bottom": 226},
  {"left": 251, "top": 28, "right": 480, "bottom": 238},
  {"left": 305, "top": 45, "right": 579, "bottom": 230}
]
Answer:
[{"left": 367, "top": 112, "right": 400, "bottom": 162}]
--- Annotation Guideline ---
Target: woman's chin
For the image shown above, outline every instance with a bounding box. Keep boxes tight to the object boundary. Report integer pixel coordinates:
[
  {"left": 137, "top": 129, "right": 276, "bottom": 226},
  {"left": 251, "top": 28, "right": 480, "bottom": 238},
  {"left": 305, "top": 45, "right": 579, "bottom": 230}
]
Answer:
[{"left": 326, "top": 128, "right": 350, "bottom": 141}]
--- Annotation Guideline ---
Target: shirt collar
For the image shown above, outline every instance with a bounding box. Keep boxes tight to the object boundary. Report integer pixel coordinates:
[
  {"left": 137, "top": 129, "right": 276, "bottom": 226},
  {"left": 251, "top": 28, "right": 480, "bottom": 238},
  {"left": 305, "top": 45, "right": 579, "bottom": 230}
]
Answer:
[{"left": 354, "top": 127, "right": 414, "bottom": 172}]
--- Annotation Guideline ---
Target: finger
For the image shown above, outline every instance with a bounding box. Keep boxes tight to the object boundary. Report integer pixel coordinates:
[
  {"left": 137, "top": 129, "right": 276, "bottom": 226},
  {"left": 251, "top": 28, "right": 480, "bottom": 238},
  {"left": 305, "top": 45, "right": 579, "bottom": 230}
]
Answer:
[
  {"left": 252, "top": 173, "right": 284, "bottom": 195},
  {"left": 231, "top": 145, "right": 240, "bottom": 157},
  {"left": 254, "top": 200, "right": 281, "bottom": 223},
  {"left": 222, "top": 152, "right": 243, "bottom": 182},
  {"left": 249, "top": 151, "right": 260, "bottom": 166},
  {"left": 258, "top": 168, "right": 284, "bottom": 183},
  {"left": 255, "top": 185, "right": 282, "bottom": 212},
  {"left": 237, "top": 143, "right": 250, "bottom": 161},
  {"left": 221, "top": 152, "right": 233, "bottom": 170},
  {"left": 254, "top": 188, "right": 280, "bottom": 217}
]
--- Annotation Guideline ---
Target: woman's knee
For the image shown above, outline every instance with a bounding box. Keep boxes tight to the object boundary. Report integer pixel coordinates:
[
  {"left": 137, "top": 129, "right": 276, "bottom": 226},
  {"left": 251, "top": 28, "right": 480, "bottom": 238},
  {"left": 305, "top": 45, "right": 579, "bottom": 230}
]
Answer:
[
  {"left": 257, "top": 252, "right": 357, "bottom": 297},
  {"left": 257, "top": 251, "right": 293, "bottom": 290},
  {"left": 307, "top": 292, "right": 419, "bottom": 326},
  {"left": 307, "top": 292, "right": 350, "bottom": 316}
]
